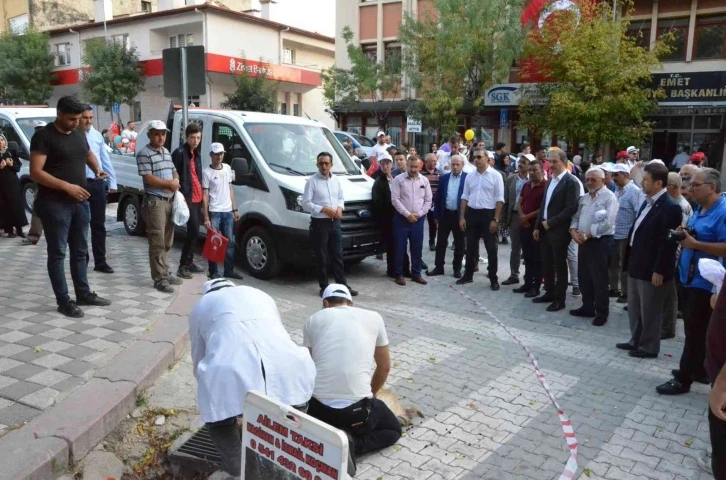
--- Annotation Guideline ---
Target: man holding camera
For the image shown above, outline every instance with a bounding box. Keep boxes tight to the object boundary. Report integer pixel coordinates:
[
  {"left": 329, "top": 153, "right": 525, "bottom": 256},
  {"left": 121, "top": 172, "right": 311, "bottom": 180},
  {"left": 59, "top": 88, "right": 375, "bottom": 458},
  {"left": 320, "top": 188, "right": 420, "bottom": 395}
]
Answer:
[{"left": 656, "top": 168, "right": 726, "bottom": 395}]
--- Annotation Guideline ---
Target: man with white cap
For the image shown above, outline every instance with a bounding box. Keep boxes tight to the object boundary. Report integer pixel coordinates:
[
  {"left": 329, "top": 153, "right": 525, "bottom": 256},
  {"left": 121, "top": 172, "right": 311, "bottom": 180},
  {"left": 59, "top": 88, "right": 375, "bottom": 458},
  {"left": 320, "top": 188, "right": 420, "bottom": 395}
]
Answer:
[
  {"left": 136, "top": 120, "right": 181, "bottom": 293},
  {"left": 304, "top": 284, "right": 401, "bottom": 463},
  {"left": 609, "top": 162, "right": 642, "bottom": 304},
  {"left": 190, "top": 279, "right": 316, "bottom": 478},
  {"left": 371, "top": 131, "right": 390, "bottom": 160},
  {"left": 202, "top": 142, "right": 243, "bottom": 280}
]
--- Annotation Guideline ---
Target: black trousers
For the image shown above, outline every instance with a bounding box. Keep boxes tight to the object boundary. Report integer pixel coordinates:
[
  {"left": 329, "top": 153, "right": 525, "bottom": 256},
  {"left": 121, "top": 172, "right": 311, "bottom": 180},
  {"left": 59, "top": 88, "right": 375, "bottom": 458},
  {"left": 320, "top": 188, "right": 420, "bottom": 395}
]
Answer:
[
  {"left": 379, "top": 215, "right": 409, "bottom": 276},
  {"left": 310, "top": 218, "right": 346, "bottom": 288},
  {"left": 542, "top": 229, "right": 570, "bottom": 303},
  {"left": 180, "top": 201, "right": 202, "bottom": 267},
  {"left": 307, "top": 397, "right": 402, "bottom": 457},
  {"left": 427, "top": 210, "right": 437, "bottom": 245},
  {"left": 578, "top": 236, "right": 614, "bottom": 317},
  {"left": 520, "top": 225, "right": 541, "bottom": 290},
  {"left": 464, "top": 208, "right": 498, "bottom": 280},
  {"left": 710, "top": 408, "right": 726, "bottom": 480},
  {"left": 434, "top": 210, "right": 464, "bottom": 272},
  {"left": 675, "top": 287, "right": 713, "bottom": 387},
  {"left": 86, "top": 179, "right": 108, "bottom": 266}
]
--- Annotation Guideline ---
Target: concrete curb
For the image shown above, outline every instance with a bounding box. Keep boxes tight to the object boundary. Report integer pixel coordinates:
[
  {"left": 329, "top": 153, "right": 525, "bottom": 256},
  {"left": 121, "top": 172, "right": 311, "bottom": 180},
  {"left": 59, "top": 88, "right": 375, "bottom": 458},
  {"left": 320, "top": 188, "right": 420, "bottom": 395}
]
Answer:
[{"left": 0, "top": 275, "right": 204, "bottom": 480}]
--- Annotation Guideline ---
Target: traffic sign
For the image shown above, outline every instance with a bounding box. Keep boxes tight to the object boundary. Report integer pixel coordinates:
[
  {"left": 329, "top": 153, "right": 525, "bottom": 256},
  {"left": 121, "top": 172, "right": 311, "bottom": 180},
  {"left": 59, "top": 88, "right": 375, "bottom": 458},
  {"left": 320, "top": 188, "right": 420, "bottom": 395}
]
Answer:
[
  {"left": 499, "top": 109, "right": 509, "bottom": 129},
  {"left": 112, "top": 103, "right": 120, "bottom": 114}
]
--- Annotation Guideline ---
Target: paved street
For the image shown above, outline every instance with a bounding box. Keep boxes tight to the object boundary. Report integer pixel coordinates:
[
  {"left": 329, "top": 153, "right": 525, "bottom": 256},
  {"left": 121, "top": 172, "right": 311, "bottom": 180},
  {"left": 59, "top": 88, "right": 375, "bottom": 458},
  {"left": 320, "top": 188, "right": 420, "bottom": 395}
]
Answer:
[{"left": 0, "top": 210, "right": 716, "bottom": 479}]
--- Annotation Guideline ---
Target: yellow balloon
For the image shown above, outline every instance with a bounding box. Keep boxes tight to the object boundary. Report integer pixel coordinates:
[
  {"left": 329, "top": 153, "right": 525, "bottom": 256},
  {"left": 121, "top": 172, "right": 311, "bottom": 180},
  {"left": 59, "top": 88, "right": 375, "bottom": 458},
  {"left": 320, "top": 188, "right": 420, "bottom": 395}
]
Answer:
[{"left": 464, "top": 129, "right": 475, "bottom": 141}]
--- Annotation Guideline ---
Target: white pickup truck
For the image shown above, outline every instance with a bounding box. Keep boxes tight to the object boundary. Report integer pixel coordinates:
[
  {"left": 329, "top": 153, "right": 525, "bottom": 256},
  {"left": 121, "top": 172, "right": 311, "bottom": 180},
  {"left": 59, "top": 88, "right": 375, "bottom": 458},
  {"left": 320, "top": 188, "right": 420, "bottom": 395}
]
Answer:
[{"left": 113, "top": 108, "right": 381, "bottom": 280}]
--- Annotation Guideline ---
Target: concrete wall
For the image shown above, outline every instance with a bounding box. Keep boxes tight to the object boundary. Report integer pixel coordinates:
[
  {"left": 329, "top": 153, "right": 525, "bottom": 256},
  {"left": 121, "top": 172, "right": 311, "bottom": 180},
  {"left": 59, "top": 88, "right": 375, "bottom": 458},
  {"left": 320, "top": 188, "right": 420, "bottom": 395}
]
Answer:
[{"left": 206, "top": 14, "right": 278, "bottom": 61}]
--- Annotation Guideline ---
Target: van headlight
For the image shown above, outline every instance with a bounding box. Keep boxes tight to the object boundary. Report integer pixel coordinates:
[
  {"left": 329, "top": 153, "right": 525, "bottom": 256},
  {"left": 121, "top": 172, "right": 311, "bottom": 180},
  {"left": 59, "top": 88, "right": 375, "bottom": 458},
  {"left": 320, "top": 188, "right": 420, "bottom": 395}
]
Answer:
[{"left": 280, "top": 186, "right": 304, "bottom": 212}]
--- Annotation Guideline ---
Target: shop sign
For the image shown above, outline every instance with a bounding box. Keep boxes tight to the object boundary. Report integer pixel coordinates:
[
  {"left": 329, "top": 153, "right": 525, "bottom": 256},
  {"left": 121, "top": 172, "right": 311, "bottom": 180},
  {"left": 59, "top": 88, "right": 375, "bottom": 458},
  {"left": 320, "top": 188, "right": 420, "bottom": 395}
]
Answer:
[
  {"left": 485, "top": 84, "right": 522, "bottom": 106},
  {"left": 406, "top": 117, "right": 422, "bottom": 133},
  {"left": 653, "top": 71, "right": 726, "bottom": 105}
]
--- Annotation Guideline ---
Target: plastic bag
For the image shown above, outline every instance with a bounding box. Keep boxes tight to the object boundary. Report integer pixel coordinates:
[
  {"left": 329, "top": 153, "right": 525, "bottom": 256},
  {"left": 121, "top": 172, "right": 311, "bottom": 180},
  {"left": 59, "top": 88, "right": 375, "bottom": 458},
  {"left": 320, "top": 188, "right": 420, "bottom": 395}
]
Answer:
[{"left": 172, "top": 193, "right": 190, "bottom": 226}]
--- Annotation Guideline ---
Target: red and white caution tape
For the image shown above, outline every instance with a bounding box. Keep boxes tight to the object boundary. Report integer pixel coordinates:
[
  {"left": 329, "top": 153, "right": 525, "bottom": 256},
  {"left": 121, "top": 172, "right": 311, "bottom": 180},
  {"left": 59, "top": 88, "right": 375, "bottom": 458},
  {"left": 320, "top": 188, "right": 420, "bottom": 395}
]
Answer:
[{"left": 431, "top": 278, "right": 578, "bottom": 480}]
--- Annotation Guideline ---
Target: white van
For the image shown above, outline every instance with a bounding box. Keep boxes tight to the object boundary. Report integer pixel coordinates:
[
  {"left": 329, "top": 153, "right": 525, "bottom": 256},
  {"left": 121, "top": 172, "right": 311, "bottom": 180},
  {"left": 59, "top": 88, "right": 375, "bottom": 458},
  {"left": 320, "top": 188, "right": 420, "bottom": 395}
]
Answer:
[
  {"left": 0, "top": 107, "right": 57, "bottom": 211},
  {"left": 113, "top": 108, "right": 380, "bottom": 280}
]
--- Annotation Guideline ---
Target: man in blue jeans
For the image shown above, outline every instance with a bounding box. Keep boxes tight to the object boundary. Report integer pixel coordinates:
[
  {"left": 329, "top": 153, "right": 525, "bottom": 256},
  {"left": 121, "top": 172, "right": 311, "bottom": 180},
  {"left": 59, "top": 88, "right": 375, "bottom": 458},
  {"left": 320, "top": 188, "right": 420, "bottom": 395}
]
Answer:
[
  {"left": 202, "top": 143, "right": 243, "bottom": 280},
  {"left": 29, "top": 96, "right": 111, "bottom": 318}
]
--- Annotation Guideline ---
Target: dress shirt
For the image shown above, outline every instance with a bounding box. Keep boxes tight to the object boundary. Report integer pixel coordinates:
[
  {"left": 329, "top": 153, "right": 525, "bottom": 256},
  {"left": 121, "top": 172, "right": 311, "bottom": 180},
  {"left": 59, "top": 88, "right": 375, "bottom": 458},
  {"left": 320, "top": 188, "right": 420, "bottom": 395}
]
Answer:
[
  {"left": 371, "top": 142, "right": 390, "bottom": 159},
  {"left": 461, "top": 167, "right": 505, "bottom": 210},
  {"left": 302, "top": 171, "right": 345, "bottom": 219},
  {"left": 391, "top": 172, "right": 432, "bottom": 218},
  {"left": 462, "top": 161, "right": 476, "bottom": 174},
  {"left": 445, "top": 172, "right": 463, "bottom": 210},
  {"left": 436, "top": 150, "right": 452, "bottom": 172},
  {"left": 542, "top": 170, "right": 567, "bottom": 221},
  {"left": 673, "top": 152, "right": 689, "bottom": 169},
  {"left": 514, "top": 174, "right": 528, "bottom": 210},
  {"left": 570, "top": 186, "right": 618, "bottom": 238},
  {"left": 630, "top": 187, "right": 667, "bottom": 246},
  {"left": 614, "top": 180, "right": 642, "bottom": 240},
  {"left": 85, "top": 127, "right": 117, "bottom": 189},
  {"left": 189, "top": 285, "right": 316, "bottom": 423}
]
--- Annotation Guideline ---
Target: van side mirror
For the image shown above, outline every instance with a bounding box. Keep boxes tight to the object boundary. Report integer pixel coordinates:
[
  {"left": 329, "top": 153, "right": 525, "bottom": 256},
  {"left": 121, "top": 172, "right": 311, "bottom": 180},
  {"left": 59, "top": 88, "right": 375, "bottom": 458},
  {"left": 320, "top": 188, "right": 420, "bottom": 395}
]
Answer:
[{"left": 232, "top": 157, "right": 250, "bottom": 185}]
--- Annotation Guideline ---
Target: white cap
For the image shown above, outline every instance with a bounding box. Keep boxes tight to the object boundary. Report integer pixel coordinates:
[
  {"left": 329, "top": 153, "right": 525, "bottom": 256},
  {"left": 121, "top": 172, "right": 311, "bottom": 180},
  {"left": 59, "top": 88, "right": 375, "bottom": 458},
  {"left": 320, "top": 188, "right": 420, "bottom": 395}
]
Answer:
[
  {"left": 650, "top": 159, "right": 665, "bottom": 166},
  {"left": 599, "top": 162, "right": 614, "bottom": 173},
  {"left": 626, "top": 146, "right": 638, "bottom": 154},
  {"left": 612, "top": 163, "right": 631, "bottom": 174},
  {"left": 487, "top": 151, "right": 495, "bottom": 159},
  {"left": 33, "top": 120, "right": 47, "bottom": 127},
  {"left": 211, "top": 142, "right": 225, "bottom": 154},
  {"left": 376, "top": 131, "right": 385, "bottom": 137},
  {"left": 322, "top": 284, "right": 352, "bottom": 302},
  {"left": 148, "top": 120, "right": 168, "bottom": 131},
  {"left": 523, "top": 153, "right": 535, "bottom": 161},
  {"left": 378, "top": 152, "right": 393, "bottom": 163},
  {"left": 121, "top": 138, "right": 130, "bottom": 144}
]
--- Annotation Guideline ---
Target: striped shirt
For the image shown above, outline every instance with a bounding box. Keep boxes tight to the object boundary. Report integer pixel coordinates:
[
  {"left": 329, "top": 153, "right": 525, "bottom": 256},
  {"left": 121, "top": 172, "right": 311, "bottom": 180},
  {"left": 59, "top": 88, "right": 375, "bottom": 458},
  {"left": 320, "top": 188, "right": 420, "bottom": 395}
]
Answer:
[
  {"left": 420, "top": 167, "right": 441, "bottom": 197},
  {"left": 614, "top": 180, "right": 643, "bottom": 240},
  {"left": 136, "top": 144, "right": 176, "bottom": 198}
]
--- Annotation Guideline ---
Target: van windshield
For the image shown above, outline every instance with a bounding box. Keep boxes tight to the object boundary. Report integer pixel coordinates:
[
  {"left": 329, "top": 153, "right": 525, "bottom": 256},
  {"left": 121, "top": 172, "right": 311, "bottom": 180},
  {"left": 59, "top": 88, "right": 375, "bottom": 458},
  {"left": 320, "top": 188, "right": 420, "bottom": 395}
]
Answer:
[
  {"left": 243, "top": 123, "right": 360, "bottom": 176},
  {"left": 16, "top": 117, "right": 55, "bottom": 141}
]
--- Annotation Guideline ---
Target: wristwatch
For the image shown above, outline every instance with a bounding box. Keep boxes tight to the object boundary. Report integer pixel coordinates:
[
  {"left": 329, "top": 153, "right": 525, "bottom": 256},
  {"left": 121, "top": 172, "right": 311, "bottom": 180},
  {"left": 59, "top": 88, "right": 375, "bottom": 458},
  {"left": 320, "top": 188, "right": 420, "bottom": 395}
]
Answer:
[{"left": 493, "top": 218, "right": 500, "bottom": 223}]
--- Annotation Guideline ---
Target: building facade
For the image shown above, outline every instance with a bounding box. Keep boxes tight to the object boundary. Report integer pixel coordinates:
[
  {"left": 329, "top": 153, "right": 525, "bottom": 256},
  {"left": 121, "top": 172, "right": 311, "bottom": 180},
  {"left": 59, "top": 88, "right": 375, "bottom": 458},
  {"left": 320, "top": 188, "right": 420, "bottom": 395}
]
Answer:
[
  {"left": 45, "top": 3, "right": 335, "bottom": 129},
  {"left": 335, "top": 0, "right": 726, "bottom": 171}
]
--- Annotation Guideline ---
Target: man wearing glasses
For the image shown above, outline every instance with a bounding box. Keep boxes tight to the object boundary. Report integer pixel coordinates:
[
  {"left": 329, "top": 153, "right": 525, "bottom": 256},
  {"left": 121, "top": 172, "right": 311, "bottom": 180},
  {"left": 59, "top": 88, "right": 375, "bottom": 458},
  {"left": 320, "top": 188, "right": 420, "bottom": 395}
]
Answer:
[{"left": 656, "top": 168, "right": 726, "bottom": 395}]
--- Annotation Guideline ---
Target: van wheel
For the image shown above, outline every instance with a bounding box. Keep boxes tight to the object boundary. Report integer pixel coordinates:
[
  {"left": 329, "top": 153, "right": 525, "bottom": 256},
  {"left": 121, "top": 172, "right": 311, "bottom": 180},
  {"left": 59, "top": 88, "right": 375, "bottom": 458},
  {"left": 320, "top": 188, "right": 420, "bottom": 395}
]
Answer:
[
  {"left": 21, "top": 182, "right": 36, "bottom": 213},
  {"left": 241, "top": 226, "right": 280, "bottom": 279},
  {"left": 123, "top": 196, "right": 146, "bottom": 236}
]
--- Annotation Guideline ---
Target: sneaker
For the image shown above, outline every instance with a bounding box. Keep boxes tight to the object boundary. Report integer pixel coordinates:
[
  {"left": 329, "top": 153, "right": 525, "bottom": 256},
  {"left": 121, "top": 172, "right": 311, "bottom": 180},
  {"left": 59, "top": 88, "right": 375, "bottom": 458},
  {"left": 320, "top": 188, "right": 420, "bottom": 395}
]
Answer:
[
  {"left": 58, "top": 301, "right": 84, "bottom": 318},
  {"left": 177, "top": 266, "right": 192, "bottom": 279},
  {"left": 225, "top": 271, "right": 244, "bottom": 280},
  {"left": 167, "top": 275, "right": 183, "bottom": 285},
  {"left": 21, "top": 238, "right": 38, "bottom": 246},
  {"left": 571, "top": 286, "right": 581, "bottom": 297},
  {"left": 478, "top": 256, "right": 487, "bottom": 264},
  {"left": 76, "top": 292, "right": 111, "bottom": 306},
  {"left": 154, "top": 280, "right": 174, "bottom": 293},
  {"left": 187, "top": 263, "right": 205, "bottom": 274}
]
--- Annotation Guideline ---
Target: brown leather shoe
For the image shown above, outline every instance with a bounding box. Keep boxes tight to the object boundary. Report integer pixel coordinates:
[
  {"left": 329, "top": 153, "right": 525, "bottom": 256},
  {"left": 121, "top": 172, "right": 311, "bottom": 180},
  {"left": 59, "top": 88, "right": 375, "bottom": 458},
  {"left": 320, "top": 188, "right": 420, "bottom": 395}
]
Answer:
[
  {"left": 412, "top": 276, "right": 427, "bottom": 285},
  {"left": 395, "top": 276, "right": 406, "bottom": 286}
]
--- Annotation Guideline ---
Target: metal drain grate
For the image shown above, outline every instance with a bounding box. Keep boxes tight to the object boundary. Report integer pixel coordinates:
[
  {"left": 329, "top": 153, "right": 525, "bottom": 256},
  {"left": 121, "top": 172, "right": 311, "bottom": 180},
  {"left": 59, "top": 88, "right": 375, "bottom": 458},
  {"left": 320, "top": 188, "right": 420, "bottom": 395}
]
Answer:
[{"left": 169, "top": 426, "right": 223, "bottom": 474}]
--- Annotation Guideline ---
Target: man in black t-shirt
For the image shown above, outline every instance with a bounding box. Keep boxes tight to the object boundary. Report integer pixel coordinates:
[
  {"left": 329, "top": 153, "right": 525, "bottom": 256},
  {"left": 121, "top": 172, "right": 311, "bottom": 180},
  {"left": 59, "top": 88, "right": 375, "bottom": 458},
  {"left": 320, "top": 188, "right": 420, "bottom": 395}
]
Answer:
[{"left": 29, "top": 96, "right": 111, "bottom": 318}]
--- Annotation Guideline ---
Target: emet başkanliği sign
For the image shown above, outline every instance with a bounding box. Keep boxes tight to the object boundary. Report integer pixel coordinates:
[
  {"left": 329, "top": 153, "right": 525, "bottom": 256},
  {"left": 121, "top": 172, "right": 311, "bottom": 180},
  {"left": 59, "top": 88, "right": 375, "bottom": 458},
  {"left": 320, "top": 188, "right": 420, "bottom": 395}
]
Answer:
[{"left": 652, "top": 71, "right": 726, "bottom": 105}]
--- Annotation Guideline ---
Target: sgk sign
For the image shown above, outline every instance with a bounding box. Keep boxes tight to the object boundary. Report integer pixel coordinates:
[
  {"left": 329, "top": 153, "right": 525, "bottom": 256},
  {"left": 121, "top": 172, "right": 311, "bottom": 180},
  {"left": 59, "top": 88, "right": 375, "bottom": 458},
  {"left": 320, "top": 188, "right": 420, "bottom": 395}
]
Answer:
[{"left": 484, "top": 83, "right": 528, "bottom": 107}]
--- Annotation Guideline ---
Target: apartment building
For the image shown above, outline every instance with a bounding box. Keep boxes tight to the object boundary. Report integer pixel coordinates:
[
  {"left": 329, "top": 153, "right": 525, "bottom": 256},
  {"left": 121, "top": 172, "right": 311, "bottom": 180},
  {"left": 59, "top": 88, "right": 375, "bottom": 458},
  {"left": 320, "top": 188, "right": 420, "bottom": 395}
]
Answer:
[
  {"left": 45, "top": 2, "right": 335, "bottom": 128},
  {"left": 335, "top": 0, "right": 726, "bottom": 170}
]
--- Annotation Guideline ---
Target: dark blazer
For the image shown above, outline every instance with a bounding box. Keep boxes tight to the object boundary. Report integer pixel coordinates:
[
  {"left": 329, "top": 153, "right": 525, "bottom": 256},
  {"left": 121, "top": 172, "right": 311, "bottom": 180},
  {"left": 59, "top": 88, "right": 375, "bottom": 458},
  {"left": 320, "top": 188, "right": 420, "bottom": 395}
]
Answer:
[
  {"left": 171, "top": 143, "right": 202, "bottom": 202},
  {"left": 433, "top": 171, "right": 467, "bottom": 220},
  {"left": 624, "top": 192, "right": 682, "bottom": 282},
  {"left": 372, "top": 175, "right": 394, "bottom": 219},
  {"left": 535, "top": 172, "right": 580, "bottom": 236}
]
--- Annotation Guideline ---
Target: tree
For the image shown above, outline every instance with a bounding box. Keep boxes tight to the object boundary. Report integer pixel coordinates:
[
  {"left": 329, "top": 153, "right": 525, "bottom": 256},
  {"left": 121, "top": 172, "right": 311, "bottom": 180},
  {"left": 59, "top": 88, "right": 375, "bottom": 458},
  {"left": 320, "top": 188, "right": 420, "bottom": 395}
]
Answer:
[
  {"left": 518, "top": 1, "right": 671, "bottom": 149},
  {"left": 399, "top": 0, "right": 524, "bottom": 133},
  {"left": 322, "top": 26, "right": 402, "bottom": 128},
  {"left": 0, "top": 30, "right": 55, "bottom": 105},
  {"left": 82, "top": 38, "right": 145, "bottom": 122},
  {"left": 220, "top": 57, "right": 278, "bottom": 112}
]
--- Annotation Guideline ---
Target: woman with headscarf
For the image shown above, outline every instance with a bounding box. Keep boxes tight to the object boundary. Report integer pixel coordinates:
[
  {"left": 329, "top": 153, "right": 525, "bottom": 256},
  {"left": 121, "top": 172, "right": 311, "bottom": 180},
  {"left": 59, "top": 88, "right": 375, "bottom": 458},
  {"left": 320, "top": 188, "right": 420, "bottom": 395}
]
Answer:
[{"left": 0, "top": 134, "right": 28, "bottom": 238}]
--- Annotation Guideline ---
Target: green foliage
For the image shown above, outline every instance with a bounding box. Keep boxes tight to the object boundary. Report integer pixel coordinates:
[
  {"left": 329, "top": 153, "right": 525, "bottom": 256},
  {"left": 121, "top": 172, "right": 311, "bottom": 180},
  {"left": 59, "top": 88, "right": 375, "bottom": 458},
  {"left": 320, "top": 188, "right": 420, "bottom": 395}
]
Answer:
[
  {"left": 0, "top": 29, "right": 55, "bottom": 104},
  {"left": 82, "top": 38, "right": 145, "bottom": 118},
  {"left": 399, "top": 0, "right": 524, "bottom": 133},
  {"left": 518, "top": 1, "right": 671, "bottom": 149},
  {"left": 221, "top": 57, "right": 278, "bottom": 113},
  {"left": 322, "top": 26, "right": 402, "bottom": 126}
]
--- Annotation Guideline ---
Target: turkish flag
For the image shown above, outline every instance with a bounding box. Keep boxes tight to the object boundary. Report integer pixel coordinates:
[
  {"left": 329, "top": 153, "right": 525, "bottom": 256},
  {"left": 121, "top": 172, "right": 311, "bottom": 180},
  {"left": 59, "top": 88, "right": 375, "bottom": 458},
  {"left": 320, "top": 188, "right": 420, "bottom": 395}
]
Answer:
[
  {"left": 521, "top": 0, "right": 596, "bottom": 28},
  {"left": 202, "top": 228, "right": 229, "bottom": 264}
]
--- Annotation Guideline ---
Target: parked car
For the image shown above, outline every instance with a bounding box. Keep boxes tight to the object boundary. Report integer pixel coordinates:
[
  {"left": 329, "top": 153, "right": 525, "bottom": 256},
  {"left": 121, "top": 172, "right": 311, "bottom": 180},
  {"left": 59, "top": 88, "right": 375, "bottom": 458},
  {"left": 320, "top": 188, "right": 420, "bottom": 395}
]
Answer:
[{"left": 334, "top": 131, "right": 376, "bottom": 158}]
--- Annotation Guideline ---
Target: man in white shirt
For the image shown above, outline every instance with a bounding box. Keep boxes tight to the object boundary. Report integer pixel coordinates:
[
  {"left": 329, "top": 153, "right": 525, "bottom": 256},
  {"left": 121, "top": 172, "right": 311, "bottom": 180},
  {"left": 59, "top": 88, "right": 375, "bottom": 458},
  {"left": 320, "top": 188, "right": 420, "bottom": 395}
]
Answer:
[
  {"left": 190, "top": 280, "right": 316, "bottom": 478},
  {"left": 304, "top": 284, "right": 401, "bottom": 463},
  {"left": 121, "top": 121, "right": 138, "bottom": 140},
  {"left": 672, "top": 147, "right": 691, "bottom": 172},
  {"left": 436, "top": 135, "right": 462, "bottom": 173},
  {"left": 202, "top": 143, "right": 243, "bottom": 280},
  {"left": 302, "top": 152, "right": 358, "bottom": 297},
  {"left": 371, "top": 131, "right": 390, "bottom": 160},
  {"left": 457, "top": 146, "right": 505, "bottom": 289}
]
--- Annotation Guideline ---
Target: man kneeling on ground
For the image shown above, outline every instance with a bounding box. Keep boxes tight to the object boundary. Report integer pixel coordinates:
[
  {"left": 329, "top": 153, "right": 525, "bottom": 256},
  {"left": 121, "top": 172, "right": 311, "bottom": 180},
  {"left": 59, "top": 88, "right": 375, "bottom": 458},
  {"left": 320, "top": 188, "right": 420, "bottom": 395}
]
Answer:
[
  {"left": 190, "top": 280, "right": 316, "bottom": 478},
  {"left": 304, "top": 284, "right": 402, "bottom": 464}
]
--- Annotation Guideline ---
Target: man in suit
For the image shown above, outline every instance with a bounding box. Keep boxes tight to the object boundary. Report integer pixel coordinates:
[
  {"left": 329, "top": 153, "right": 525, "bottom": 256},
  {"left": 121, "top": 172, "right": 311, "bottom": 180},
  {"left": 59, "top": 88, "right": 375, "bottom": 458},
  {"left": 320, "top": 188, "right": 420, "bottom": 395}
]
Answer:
[
  {"left": 502, "top": 153, "right": 533, "bottom": 285},
  {"left": 617, "top": 162, "right": 682, "bottom": 358},
  {"left": 533, "top": 148, "right": 581, "bottom": 312},
  {"left": 426, "top": 155, "right": 467, "bottom": 278}
]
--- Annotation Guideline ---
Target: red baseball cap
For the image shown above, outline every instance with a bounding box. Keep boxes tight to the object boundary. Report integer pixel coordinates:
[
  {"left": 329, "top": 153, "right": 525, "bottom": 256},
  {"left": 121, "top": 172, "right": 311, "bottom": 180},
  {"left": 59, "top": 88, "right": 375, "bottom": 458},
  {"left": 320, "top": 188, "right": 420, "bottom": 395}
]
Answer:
[{"left": 616, "top": 151, "right": 629, "bottom": 160}]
